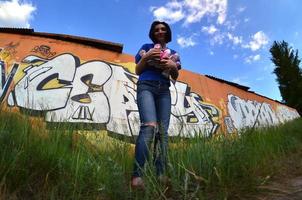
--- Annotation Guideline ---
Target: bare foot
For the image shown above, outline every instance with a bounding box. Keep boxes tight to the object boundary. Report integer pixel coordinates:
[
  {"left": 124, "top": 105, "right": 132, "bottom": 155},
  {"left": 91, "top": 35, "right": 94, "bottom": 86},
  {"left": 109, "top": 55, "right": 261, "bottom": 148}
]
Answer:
[{"left": 131, "top": 177, "right": 145, "bottom": 190}]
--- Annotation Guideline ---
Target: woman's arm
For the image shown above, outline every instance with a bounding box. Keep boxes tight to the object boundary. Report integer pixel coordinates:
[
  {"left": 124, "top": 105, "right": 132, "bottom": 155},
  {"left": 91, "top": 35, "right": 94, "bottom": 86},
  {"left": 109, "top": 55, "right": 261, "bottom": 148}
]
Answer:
[
  {"left": 169, "top": 63, "right": 179, "bottom": 80},
  {"left": 135, "top": 48, "right": 161, "bottom": 75}
]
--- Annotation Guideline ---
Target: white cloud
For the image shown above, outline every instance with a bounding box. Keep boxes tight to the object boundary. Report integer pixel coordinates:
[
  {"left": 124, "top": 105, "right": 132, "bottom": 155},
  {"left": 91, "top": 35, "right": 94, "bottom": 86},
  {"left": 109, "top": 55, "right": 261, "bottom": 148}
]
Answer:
[
  {"left": 202, "top": 25, "right": 218, "bottom": 34},
  {"left": 177, "top": 35, "right": 197, "bottom": 48},
  {"left": 0, "top": 0, "right": 36, "bottom": 28},
  {"left": 151, "top": 1, "right": 184, "bottom": 24},
  {"left": 215, "top": 0, "right": 228, "bottom": 24},
  {"left": 224, "top": 19, "right": 239, "bottom": 31},
  {"left": 244, "top": 18, "right": 249, "bottom": 23},
  {"left": 237, "top": 6, "right": 246, "bottom": 13},
  {"left": 210, "top": 32, "right": 225, "bottom": 45},
  {"left": 206, "top": 31, "right": 243, "bottom": 47},
  {"left": 231, "top": 77, "right": 249, "bottom": 86},
  {"left": 233, "top": 54, "right": 238, "bottom": 59},
  {"left": 231, "top": 77, "right": 241, "bottom": 83},
  {"left": 253, "top": 54, "right": 260, "bottom": 61},
  {"left": 295, "top": 31, "right": 299, "bottom": 36},
  {"left": 243, "top": 31, "right": 269, "bottom": 51},
  {"left": 151, "top": 0, "right": 228, "bottom": 25},
  {"left": 256, "top": 77, "right": 264, "bottom": 81},
  {"left": 209, "top": 51, "right": 214, "bottom": 55},
  {"left": 227, "top": 32, "right": 242, "bottom": 45},
  {"left": 151, "top": 1, "right": 269, "bottom": 55},
  {"left": 205, "top": 30, "right": 267, "bottom": 52},
  {"left": 245, "top": 54, "right": 261, "bottom": 63}
]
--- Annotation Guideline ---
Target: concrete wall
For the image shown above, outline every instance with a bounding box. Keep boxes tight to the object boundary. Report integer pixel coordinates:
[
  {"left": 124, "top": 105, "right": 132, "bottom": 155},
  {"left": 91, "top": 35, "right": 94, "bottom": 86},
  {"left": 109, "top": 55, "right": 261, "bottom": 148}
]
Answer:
[{"left": 0, "top": 31, "right": 300, "bottom": 137}]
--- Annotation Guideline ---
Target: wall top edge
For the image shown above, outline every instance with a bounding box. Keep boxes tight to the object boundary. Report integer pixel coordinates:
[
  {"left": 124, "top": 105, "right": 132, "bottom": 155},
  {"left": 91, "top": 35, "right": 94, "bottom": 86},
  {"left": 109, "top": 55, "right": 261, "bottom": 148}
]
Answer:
[{"left": 0, "top": 27, "right": 123, "bottom": 53}]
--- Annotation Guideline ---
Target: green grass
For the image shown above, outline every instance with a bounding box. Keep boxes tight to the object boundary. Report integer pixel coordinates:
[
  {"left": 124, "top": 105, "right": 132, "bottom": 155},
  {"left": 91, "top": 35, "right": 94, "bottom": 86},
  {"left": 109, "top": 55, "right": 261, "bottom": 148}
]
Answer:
[
  {"left": 0, "top": 110, "right": 302, "bottom": 199},
  {"left": 168, "top": 124, "right": 302, "bottom": 199},
  {"left": 0, "top": 112, "right": 132, "bottom": 199}
]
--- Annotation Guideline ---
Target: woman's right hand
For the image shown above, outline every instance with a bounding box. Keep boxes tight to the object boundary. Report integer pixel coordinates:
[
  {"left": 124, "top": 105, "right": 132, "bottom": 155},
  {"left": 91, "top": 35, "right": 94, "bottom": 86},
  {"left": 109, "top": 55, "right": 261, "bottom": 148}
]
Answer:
[
  {"left": 142, "top": 48, "right": 161, "bottom": 62},
  {"left": 135, "top": 48, "right": 161, "bottom": 75}
]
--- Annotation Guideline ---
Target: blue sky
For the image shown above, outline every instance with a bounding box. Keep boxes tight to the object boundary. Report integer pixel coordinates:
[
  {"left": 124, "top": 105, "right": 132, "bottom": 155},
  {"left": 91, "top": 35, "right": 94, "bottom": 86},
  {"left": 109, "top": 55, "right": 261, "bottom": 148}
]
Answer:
[{"left": 1, "top": 0, "right": 302, "bottom": 101}]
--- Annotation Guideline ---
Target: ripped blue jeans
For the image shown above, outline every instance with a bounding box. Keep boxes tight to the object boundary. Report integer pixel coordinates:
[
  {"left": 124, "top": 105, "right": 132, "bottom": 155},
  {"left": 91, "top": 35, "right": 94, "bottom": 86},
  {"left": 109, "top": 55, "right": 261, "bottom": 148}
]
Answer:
[{"left": 132, "top": 80, "right": 171, "bottom": 177}]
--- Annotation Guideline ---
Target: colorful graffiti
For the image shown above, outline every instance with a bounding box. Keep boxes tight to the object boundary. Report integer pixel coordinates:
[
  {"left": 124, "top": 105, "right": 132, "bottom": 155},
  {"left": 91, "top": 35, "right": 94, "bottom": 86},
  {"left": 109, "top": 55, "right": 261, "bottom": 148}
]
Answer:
[
  {"left": 0, "top": 50, "right": 221, "bottom": 137},
  {"left": 31, "top": 45, "right": 56, "bottom": 58},
  {"left": 276, "top": 105, "right": 300, "bottom": 123},
  {"left": 0, "top": 61, "right": 18, "bottom": 102},
  {"left": 0, "top": 42, "right": 19, "bottom": 60},
  {"left": 226, "top": 94, "right": 300, "bottom": 132},
  {"left": 1, "top": 39, "right": 300, "bottom": 137}
]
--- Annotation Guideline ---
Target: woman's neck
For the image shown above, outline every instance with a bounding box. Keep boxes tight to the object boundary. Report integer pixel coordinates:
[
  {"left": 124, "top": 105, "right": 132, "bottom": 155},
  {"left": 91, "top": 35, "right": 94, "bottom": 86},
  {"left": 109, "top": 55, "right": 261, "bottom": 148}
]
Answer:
[
  {"left": 161, "top": 43, "right": 166, "bottom": 49},
  {"left": 156, "top": 41, "right": 166, "bottom": 49}
]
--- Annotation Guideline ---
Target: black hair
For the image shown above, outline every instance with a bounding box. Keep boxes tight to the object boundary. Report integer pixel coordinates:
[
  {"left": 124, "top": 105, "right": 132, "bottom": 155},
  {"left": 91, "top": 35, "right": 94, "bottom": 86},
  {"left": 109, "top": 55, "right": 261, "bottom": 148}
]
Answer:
[{"left": 148, "top": 21, "right": 172, "bottom": 44}]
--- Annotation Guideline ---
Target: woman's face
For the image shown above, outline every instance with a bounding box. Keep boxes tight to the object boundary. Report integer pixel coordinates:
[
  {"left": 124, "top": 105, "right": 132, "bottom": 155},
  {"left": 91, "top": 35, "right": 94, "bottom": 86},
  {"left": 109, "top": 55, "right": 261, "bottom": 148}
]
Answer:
[{"left": 153, "top": 23, "right": 167, "bottom": 44}]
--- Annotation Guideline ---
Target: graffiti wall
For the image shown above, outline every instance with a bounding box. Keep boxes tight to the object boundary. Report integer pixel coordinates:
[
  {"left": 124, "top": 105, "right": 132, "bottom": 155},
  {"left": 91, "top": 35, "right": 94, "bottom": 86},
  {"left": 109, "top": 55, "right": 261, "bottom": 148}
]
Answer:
[
  {"left": 227, "top": 94, "right": 299, "bottom": 130},
  {"left": 0, "top": 30, "right": 300, "bottom": 137}
]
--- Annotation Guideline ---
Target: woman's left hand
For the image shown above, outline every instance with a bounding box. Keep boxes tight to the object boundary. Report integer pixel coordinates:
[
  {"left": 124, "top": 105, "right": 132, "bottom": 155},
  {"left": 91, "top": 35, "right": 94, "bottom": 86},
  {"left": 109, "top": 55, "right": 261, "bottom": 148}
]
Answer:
[
  {"left": 159, "top": 57, "right": 179, "bottom": 80},
  {"left": 159, "top": 57, "right": 177, "bottom": 70}
]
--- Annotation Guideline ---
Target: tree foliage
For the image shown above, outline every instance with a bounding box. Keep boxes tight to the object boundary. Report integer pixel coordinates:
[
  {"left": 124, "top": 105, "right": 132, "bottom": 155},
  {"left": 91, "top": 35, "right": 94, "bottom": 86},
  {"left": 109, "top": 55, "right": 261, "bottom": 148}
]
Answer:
[{"left": 270, "top": 40, "right": 302, "bottom": 115}]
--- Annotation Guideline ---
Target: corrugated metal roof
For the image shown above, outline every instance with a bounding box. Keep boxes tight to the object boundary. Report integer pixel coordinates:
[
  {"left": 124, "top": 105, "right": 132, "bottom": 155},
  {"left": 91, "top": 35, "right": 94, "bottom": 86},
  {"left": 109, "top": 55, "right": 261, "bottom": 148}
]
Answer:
[
  {"left": 205, "top": 75, "right": 250, "bottom": 91},
  {"left": 0, "top": 27, "right": 123, "bottom": 53}
]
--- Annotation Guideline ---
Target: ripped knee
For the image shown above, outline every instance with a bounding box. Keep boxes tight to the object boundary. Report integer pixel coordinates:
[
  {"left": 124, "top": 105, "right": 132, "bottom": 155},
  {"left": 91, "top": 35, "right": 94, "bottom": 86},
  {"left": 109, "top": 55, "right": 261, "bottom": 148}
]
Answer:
[
  {"left": 141, "top": 122, "right": 158, "bottom": 133},
  {"left": 142, "top": 122, "right": 157, "bottom": 128}
]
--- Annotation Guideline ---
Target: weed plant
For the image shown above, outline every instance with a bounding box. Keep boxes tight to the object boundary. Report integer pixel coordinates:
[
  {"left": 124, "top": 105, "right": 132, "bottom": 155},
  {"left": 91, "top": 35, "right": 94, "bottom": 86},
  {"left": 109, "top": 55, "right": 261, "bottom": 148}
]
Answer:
[{"left": 0, "top": 110, "right": 301, "bottom": 199}]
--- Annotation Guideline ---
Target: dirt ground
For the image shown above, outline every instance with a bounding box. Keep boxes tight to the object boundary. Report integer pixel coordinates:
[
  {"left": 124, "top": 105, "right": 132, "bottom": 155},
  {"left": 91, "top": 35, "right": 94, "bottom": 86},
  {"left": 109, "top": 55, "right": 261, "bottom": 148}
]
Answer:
[
  {"left": 251, "top": 148, "right": 302, "bottom": 200},
  {"left": 256, "top": 176, "right": 302, "bottom": 200}
]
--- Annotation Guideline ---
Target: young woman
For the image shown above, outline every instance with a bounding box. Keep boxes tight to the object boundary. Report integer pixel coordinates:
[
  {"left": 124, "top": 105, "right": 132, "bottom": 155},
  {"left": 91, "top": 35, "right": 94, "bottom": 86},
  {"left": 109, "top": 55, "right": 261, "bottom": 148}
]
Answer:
[{"left": 131, "top": 21, "right": 181, "bottom": 188}]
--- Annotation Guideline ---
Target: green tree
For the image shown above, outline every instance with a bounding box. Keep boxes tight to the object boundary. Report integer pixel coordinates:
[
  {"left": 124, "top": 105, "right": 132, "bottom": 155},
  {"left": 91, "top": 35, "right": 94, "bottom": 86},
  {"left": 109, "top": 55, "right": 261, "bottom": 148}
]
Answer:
[{"left": 270, "top": 40, "right": 302, "bottom": 115}]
